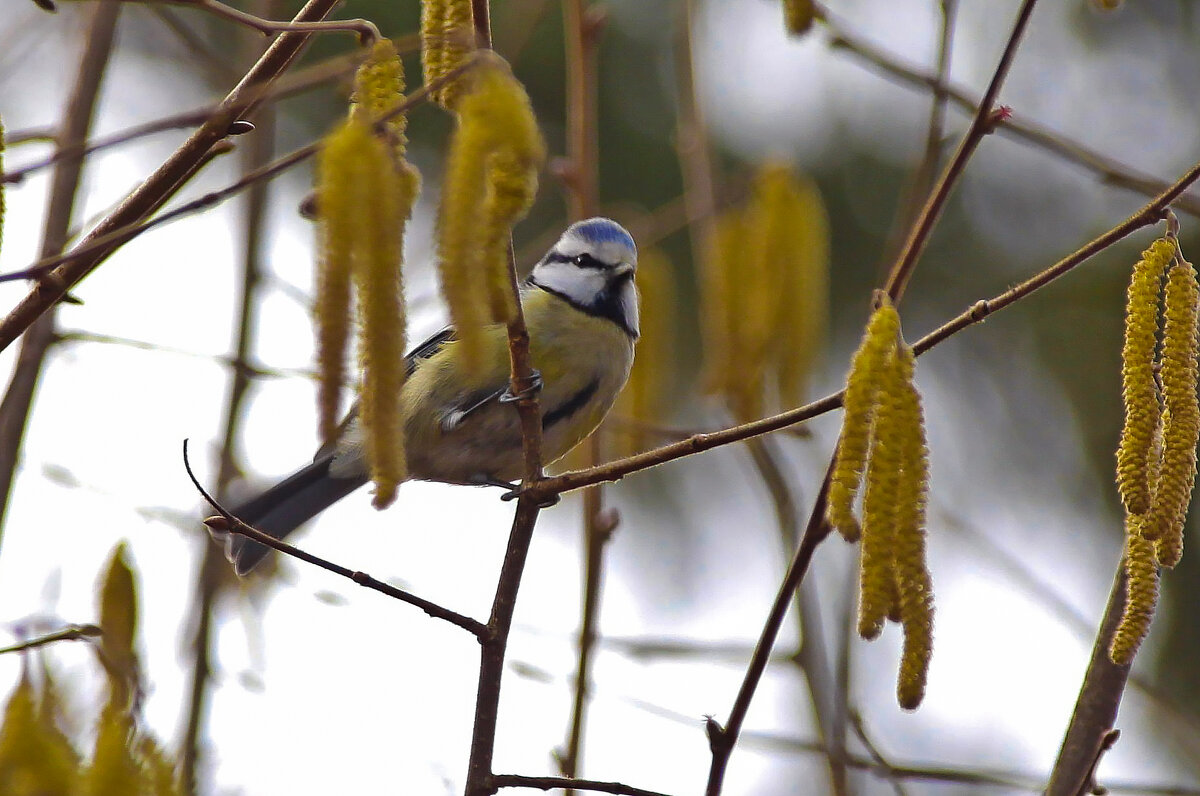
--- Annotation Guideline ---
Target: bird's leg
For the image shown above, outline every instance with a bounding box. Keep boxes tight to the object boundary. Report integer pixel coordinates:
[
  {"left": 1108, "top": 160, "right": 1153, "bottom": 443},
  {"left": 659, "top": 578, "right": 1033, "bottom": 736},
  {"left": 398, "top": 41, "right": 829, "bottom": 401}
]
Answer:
[
  {"left": 499, "top": 369, "right": 543, "bottom": 403},
  {"left": 469, "top": 474, "right": 520, "bottom": 491}
]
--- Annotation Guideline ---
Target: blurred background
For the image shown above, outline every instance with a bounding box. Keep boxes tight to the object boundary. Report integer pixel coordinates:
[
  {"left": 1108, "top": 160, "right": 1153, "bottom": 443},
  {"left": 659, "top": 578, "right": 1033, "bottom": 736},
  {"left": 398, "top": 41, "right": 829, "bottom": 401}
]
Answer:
[{"left": 1, "top": 0, "right": 1199, "bottom": 793}]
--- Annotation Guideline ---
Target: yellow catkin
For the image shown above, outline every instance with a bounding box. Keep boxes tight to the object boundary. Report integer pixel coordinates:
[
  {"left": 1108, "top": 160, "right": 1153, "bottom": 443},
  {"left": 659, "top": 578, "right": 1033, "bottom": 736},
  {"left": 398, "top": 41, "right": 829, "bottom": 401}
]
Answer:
[
  {"left": 1145, "top": 259, "right": 1200, "bottom": 565},
  {"left": 421, "top": 0, "right": 475, "bottom": 111},
  {"left": 777, "top": 170, "right": 830, "bottom": 410},
  {"left": 700, "top": 212, "right": 748, "bottom": 407},
  {"left": 613, "top": 249, "right": 672, "bottom": 458},
  {"left": 783, "top": 0, "right": 815, "bottom": 34},
  {"left": 857, "top": 347, "right": 902, "bottom": 640},
  {"left": 314, "top": 118, "right": 371, "bottom": 441},
  {"left": 355, "top": 148, "right": 416, "bottom": 509},
  {"left": 1110, "top": 522, "right": 1160, "bottom": 665},
  {"left": 436, "top": 58, "right": 545, "bottom": 370},
  {"left": 352, "top": 39, "right": 410, "bottom": 162},
  {"left": 1117, "top": 238, "right": 1175, "bottom": 514},
  {"left": 737, "top": 166, "right": 792, "bottom": 422},
  {"left": 890, "top": 344, "right": 934, "bottom": 710},
  {"left": 827, "top": 299, "right": 901, "bottom": 542}
]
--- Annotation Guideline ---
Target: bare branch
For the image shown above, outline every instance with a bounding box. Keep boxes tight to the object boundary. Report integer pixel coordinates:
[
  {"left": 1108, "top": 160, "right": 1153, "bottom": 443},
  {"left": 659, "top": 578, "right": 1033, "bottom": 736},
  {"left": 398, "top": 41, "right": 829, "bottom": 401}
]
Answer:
[
  {"left": 0, "top": 0, "right": 346, "bottom": 353},
  {"left": 0, "top": 624, "right": 101, "bottom": 655},
  {"left": 491, "top": 774, "right": 673, "bottom": 796},
  {"left": 181, "top": 441, "right": 487, "bottom": 638}
]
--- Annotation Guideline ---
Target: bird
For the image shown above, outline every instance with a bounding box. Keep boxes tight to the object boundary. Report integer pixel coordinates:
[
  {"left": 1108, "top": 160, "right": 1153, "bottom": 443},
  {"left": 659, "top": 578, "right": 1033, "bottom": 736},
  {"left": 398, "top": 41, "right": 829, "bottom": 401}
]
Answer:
[{"left": 218, "top": 217, "right": 639, "bottom": 575}]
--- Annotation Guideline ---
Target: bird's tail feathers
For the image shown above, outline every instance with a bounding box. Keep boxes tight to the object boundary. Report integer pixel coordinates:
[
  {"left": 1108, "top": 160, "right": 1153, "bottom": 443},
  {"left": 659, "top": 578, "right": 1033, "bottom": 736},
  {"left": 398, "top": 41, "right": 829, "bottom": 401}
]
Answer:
[{"left": 220, "top": 455, "right": 366, "bottom": 575}]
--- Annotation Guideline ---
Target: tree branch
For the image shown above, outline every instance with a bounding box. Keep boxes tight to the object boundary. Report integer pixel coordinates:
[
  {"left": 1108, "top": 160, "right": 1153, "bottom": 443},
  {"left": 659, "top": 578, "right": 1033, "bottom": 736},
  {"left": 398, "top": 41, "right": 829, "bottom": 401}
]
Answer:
[
  {"left": 0, "top": 0, "right": 345, "bottom": 353},
  {"left": 817, "top": 4, "right": 1200, "bottom": 220},
  {"left": 491, "top": 773, "right": 672, "bottom": 796},
  {"left": 182, "top": 441, "right": 487, "bottom": 638}
]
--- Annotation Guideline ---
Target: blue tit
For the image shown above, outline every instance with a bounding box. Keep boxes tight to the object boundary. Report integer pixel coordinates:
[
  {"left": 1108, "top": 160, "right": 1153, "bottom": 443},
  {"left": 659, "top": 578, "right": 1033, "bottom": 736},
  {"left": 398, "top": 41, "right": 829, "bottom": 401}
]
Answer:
[{"left": 221, "top": 217, "right": 639, "bottom": 574}]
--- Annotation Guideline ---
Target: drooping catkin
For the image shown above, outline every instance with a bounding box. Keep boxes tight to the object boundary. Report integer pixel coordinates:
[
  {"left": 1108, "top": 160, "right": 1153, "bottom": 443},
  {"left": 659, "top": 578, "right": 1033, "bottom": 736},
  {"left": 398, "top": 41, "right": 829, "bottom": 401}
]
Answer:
[
  {"left": 1117, "top": 238, "right": 1174, "bottom": 514},
  {"left": 314, "top": 118, "right": 371, "bottom": 442},
  {"left": 700, "top": 211, "right": 748, "bottom": 406},
  {"left": 352, "top": 39, "right": 410, "bottom": 161},
  {"left": 698, "top": 163, "right": 829, "bottom": 421},
  {"left": 314, "top": 43, "right": 419, "bottom": 506},
  {"left": 436, "top": 57, "right": 545, "bottom": 370},
  {"left": 782, "top": 0, "right": 815, "bottom": 35},
  {"left": 1146, "top": 258, "right": 1200, "bottom": 566},
  {"left": 420, "top": 0, "right": 475, "bottom": 111},
  {"left": 857, "top": 346, "right": 902, "bottom": 640},
  {"left": 778, "top": 171, "right": 830, "bottom": 410},
  {"left": 1111, "top": 521, "right": 1160, "bottom": 665},
  {"left": 827, "top": 299, "right": 901, "bottom": 542},
  {"left": 890, "top": 344, "right": 934, "bottom": 710},
  {"left": 355, "top": 146, "right": 417, "bottom": 509}
]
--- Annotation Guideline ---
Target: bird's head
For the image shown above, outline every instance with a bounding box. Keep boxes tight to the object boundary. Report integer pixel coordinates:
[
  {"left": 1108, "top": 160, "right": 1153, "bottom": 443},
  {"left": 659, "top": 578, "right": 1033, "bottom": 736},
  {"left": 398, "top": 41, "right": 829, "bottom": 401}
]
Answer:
[{"left": 530, "top": 217, "right": 640, "bottom": 338}]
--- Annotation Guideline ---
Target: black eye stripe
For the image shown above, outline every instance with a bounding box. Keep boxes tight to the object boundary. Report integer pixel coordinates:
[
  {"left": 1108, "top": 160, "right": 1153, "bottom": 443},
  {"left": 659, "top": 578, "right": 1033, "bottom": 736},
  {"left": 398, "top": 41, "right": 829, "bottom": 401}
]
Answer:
[
  {"left": 543, "top": 250, "right": 615, "bottom": 270},
  {"left": 572, "top": 253, "right": 608, "bottom": 269}
]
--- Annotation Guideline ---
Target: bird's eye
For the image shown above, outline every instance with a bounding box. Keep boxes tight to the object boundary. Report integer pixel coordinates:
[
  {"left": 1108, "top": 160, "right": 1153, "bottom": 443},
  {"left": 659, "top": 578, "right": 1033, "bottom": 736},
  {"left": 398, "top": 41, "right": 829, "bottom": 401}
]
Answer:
[{"left": 572, "top": 253, "right": 604, "bottom": 269}]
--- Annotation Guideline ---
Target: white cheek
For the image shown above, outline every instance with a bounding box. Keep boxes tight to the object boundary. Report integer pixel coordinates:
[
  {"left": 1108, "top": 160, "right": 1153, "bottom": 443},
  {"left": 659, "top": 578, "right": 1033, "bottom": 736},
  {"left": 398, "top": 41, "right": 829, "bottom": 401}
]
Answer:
[{"left": 539, "top": 262, "right": 605, "bottom": 304}]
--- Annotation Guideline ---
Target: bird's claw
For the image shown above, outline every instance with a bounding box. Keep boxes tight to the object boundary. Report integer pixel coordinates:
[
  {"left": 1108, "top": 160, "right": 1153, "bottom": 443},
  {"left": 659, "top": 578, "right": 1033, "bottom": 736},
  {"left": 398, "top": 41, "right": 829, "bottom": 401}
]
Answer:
[
  {"left": 499, "top": 370, "right": 543, "bottom": 403},
  {"left": 500, "top": 484, "right": 560, "bottom": 509}
]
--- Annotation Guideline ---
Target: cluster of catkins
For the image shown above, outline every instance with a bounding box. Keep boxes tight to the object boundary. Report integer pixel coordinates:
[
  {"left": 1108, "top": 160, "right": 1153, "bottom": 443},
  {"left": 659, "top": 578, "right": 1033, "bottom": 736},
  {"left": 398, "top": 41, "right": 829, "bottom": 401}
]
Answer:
[
  {"left": 1112, "top": 236, "right": 1200, "bottom": 665},
  {"left": 828, "top": 296, "right": 933, "bottom": 710},
  {"left": 314, "top": 0, "right": 544, "bottom": 509}
]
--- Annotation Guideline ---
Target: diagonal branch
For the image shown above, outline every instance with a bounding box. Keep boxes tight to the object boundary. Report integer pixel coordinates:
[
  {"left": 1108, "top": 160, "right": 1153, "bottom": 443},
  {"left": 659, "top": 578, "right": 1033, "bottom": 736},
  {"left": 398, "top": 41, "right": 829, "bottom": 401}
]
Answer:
[
  {"left": 0, "top": 0, "right": 345, "bottom": 353},
  {"left": 182, "top": 441, "right": 487, "bottom": 638},
  {"left": 819, "top": 7, "right": 1200, "bottom": 220}
]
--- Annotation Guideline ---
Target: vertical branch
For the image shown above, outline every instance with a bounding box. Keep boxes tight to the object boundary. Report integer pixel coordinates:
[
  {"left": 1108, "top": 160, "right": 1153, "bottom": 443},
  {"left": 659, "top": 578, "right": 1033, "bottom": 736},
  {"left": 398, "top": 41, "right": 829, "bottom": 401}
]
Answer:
[
  {"left": 559, "top": 0, "right": 607, "bottom": 789},
  {"left": 745, "top": 437, "right": 847, "bottom": 795},
  {"left": 1045, "top": 567, "right": 1132, "bottom": 795},
  {"left": 178, "top": 4, "right": 279, "bottom": 789},
  {"left": 876, "top": 0, "right": 958, "bottom": 269},
  {"left": 674, "top": 0, "right": 718, "bottom": 255},
  {"left": 0, "top": 0, "right": 121, "bottom": 547},
  {"left": 463, "top": 3, "right": 548, "bottom": 793}
]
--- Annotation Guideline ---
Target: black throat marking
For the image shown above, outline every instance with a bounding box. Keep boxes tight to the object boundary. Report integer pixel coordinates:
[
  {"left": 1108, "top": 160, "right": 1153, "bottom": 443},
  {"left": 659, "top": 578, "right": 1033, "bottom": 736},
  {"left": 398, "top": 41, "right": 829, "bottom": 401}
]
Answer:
[{"left": 529, "top": 276, "right": 639, "bottom": 339}]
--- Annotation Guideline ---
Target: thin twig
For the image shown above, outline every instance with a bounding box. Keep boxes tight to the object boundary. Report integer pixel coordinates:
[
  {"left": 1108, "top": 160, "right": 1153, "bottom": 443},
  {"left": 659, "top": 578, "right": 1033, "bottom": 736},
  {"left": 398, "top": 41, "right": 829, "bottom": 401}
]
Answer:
[
  {"left": 0, "top": 0, "right": 121, "bottom": 555},
  {"left": 491, "top": 773, "right": 672, "bottom": 796},
  {"left": 559, "top": 0, "right": 609, "bottom": 788},
  {"left": 0, "top": 624, "right": 101, "bottom": 655},
  {"left": 532, "top": 157, "right": 1200, "bottom": 509},
  {"left": 1, "top": 47, "right": 375, "bottom": 186},
  {"left": 0, "top": 61, "right": 476, "bottom": 288},
  {"left": 181, "top": 441, "right": 487, "bottom": 637},
  {"left": 848, "top": 711, "right": 908, "bottom": 796},
  {"left": 745, "top": 437, "right": 846, "bottom": 794},
  {"left": 463, "top": 3, "right": 550, "bottom": 792},
  {"left": 159, "top": 0, "right": 379, "bottom": 43},
  {"left": 818, "top": 7, "right": 1200, "bottom": 219},
  {"left": 0, "top": 0, "right": 346, "bottom": 353},
  {"left": 882, "top": 0, "right": 1037, "bottom": 302}
]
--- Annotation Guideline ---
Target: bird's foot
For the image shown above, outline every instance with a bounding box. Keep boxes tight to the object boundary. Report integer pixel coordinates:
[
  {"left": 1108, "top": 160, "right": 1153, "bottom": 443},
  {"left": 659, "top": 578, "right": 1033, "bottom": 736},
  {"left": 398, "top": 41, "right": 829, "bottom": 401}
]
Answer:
[
  {"left": 499, "top": 482, "right": 560, "bottom": 509},
  {"left": 499, "top": 369, "right": 543, "bottom": 403}
]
